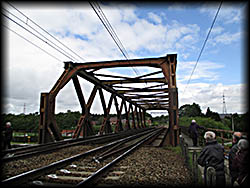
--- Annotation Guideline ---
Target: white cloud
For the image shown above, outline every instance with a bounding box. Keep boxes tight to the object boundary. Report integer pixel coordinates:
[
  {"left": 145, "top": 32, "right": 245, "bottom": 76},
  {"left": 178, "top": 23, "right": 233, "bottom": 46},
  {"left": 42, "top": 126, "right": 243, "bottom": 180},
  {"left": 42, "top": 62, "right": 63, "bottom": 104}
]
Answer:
[
  {"left": 199, "top": 2, "right": 245, "bottom": 25},
  {"left": 209, "top": 26, "right": 224, "bottom": 35},
  {"left": 148, "top": 12, "right": 162, "bottom": 24},
  {"left": 177, "top": 60, "right": 224, "bottom": 83},
  {"left": 2, "top": 2, "right": 245, "bottom": 116},
  {"left": 178, "top": 82, "right": 247, "bottom": 114},
  {"left": 213, "top": 32, "right": 241, "bottom": 45}
]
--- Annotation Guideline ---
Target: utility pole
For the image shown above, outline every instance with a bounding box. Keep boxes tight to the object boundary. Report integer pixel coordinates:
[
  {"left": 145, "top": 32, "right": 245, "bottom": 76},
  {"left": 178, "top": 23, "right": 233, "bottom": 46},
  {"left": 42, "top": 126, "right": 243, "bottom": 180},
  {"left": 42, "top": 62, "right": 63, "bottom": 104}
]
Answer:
[{"left": 232, "top": 116, "right": 234, "bottom": 131}]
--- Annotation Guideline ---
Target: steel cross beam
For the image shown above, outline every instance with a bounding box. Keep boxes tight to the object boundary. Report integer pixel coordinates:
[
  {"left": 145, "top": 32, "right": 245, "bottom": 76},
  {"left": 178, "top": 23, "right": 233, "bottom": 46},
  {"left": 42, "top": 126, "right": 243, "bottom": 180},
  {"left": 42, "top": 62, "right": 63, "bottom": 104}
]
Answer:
[
  {"left": 38, "top": 54, "right": 179, "bottom": 146},
  {"left": 102, "top": 77, "right": 167, "bottom": 85}
]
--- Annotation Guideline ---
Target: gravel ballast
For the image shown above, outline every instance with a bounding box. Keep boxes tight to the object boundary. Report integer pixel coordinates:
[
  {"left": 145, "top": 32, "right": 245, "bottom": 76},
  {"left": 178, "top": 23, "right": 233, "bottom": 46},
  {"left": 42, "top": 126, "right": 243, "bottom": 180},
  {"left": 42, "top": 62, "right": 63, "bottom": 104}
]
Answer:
[
  {"left": 98, "top": 146, "right": 192, "bottom": 186},
  {"left": 2, "top": 145, "right": 192, "bottom": 186},
  {"left": 1, "top": 145, "right": 94, "bottom": 179}
]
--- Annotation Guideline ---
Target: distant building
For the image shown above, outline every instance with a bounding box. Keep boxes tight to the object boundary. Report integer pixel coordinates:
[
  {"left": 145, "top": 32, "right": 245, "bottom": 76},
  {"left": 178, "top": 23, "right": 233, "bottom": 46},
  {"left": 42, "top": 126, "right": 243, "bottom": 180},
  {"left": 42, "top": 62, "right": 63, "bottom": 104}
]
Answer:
[{"left": 61, "top": 130, "right": 74, "bottom": 137}]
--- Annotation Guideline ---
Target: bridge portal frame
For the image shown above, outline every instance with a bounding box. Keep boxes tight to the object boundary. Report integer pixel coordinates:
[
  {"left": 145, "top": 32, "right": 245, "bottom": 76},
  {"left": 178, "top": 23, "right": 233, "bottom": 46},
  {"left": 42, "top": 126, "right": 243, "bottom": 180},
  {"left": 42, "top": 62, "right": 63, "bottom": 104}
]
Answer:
[{"left": 38, "top": 54, "right": 179, "bottom": 146}]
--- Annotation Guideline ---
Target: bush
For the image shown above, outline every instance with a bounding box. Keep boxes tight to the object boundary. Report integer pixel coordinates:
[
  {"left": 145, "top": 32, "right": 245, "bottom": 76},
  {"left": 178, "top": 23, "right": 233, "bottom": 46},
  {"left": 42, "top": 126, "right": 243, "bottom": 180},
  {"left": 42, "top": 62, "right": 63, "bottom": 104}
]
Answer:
[{"left": 179, "top": 116, "right": 230, "bottom": 130}]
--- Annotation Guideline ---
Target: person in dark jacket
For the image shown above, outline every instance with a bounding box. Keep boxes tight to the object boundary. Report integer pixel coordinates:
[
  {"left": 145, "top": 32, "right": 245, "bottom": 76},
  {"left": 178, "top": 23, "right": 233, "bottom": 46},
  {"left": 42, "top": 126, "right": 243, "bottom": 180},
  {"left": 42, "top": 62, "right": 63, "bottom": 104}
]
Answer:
[
  {"left": 188, "top": 119, "right": 204, "bottom": 146},
  {"left": 3, "top": 122, "right": 13, "bottom": 149},
  {"left": 232, "top": 139, "right": 249, "bottom": 187},
  {"left": 229, "top": 132, "right": 242, "bottom": 185},
  {"left": 197, "top": 131, "right": 225, "bottom": 186}
]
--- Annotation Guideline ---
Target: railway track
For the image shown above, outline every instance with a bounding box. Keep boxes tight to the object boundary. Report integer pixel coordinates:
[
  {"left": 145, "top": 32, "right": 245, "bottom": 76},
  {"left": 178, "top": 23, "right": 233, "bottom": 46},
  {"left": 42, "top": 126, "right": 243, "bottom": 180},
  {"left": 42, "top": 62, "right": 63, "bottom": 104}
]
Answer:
[
  {"left": 1, "top": 128, "right": 165, "bottom": 187},
  {"left": 2, "top": 128, "right": 152, "bottom": 162}
]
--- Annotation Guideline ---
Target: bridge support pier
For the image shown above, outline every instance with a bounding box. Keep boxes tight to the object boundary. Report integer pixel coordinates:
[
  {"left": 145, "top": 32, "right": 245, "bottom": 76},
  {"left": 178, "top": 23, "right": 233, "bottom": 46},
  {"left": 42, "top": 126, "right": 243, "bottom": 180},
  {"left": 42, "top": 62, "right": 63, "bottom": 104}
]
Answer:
[
  {"left": 38, "top": 93, "right": 63, "bottom": 144},
  {"left": 161, "top": 54, "right": 179, "bottom": 146}
]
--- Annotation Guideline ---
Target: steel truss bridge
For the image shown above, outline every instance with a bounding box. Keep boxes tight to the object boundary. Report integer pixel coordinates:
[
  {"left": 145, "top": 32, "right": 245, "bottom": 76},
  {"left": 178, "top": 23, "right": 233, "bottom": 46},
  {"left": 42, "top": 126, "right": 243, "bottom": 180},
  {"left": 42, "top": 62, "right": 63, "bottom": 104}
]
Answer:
[{"left": 38, "top": 54, "right": 179, "bottom": 146}]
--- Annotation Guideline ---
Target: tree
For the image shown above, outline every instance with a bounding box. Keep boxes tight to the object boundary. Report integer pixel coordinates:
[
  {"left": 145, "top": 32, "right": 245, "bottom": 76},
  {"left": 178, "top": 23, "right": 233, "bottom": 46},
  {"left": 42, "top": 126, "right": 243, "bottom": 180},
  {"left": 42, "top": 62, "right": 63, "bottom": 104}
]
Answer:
[
  {"left": 179, "top": 103, "right": 203, "bottom": 117},
  {"left": 231, "top": 113, "right": 247, "bottom": 132},
  {"left": 238, "top": 112, "right": 249, "bottom": 132},
  {"left": 205, "top": 107, "right": 212, "bottom": 117},
  {"left": 205, "top": 107, "right": 221, "bottom": 121}
]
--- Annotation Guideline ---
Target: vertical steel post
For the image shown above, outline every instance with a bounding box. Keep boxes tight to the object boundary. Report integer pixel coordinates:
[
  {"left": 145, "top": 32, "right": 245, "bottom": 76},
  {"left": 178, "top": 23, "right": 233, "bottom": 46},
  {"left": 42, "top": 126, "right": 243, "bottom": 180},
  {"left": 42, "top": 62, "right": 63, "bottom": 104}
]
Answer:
[
  {"left": 161, "top": 54, "right": 179, "bottom": 146},
  {"left": 38, "top": 93, "right": 63, "bottom": 143},
  {"left": 130, "top": 104, "right": 136, "bottom": 129}
]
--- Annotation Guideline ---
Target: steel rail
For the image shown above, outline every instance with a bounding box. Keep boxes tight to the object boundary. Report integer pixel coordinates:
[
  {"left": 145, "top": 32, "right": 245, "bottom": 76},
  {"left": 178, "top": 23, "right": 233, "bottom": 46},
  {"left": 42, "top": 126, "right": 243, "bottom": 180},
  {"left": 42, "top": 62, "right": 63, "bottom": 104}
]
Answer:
[
  {"left": 2, "top": 132, "right": 115, "bottom": 154},
  {"left": 1, "top": 128, "right": 157, "bottom": 186},
  {"left": 5, "top": 128, "right": 147, "bottom": 154},
  {"left": 76, "top": 128, "right": 164, "bottom": 187},
  {"left": 94, "top": 128, "right": 164, "bottom": 162},
  {"left": 2, "top": 128, "right": 152, "bottom": 162}
]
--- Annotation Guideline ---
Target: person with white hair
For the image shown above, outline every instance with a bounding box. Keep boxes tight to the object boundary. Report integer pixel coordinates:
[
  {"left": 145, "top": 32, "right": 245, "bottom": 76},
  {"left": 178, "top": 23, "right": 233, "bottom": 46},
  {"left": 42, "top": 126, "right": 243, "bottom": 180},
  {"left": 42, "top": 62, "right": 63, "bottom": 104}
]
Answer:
[
  {"left": 3, "top": 121, "right": 13, "bottom": 149},
  {"left": 197, "top": 131, "right": 225, "bottom": 186},
  {"left": 187, "top": 119, "right": 205, "bottom": 146}
]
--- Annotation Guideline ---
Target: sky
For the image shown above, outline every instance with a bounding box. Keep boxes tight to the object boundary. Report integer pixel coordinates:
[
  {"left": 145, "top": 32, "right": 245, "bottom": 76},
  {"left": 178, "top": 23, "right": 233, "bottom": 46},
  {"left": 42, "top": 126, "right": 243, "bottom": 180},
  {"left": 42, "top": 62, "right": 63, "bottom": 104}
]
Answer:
[{"left": 2, "top": 1, "right": 248, "bottom": 116}]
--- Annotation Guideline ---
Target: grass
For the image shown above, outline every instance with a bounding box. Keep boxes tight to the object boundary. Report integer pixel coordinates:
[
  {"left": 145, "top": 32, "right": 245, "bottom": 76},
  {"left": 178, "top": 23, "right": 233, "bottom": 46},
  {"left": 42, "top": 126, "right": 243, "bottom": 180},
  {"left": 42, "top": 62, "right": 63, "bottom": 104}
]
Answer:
[
  {"left": 163, "top": 145, "right": 182, "bottom": 156},
  {"left": 13, "top": 132, "right": 38, "bottom": 137},
  {"left": 11, "top": 141, "right": 37, "bottom": 145},
  {"left": 187, "top": 151, "right": 204, "bottom": 185}
]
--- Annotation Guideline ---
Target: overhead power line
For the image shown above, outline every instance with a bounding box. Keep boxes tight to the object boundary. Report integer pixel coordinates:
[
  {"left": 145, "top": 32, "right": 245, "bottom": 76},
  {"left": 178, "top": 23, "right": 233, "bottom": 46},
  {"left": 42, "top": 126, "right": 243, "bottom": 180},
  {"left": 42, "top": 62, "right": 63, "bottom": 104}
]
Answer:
[
  {"left": 2, "top": 12, "right": 78, "bottom": 61},
  {"left": 89, "top": 1, "right": 140, "bottom": 76},
  {"left": 5, "top": 2, "right": 86, "bottom": 62},
  {"left": 94, "top": 2, "right": 130, "bottom": 59},
  {"left": 183, "top": 1, "right": 222, "bottom": 94},
  {"left": 2, "top": 24, "right": 62, "bottom": 62},
  {"left": 89, "top": 2, "right": 129, "bottom": 59},
  {"left": 2, "top": 7, "right": 78, "bottom": 62}
]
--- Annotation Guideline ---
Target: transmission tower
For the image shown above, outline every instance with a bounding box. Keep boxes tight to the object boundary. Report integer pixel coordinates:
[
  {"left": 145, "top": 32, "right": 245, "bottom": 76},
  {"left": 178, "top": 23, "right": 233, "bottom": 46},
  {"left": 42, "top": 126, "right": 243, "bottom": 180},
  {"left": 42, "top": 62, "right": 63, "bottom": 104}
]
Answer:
[
  {"left": 23, "top": 103, "right": 26, "bottom": 114},
  {"left": 222, "top": 93, "right": 227, "bottom": 114}
]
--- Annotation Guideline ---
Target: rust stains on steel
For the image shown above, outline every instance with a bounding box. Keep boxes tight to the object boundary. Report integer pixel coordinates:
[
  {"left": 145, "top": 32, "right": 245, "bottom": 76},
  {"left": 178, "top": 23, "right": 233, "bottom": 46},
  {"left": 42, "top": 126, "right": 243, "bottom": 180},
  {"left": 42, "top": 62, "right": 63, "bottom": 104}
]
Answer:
[{"left": 38, "top": 54, "right": 180, "bottom": 146}]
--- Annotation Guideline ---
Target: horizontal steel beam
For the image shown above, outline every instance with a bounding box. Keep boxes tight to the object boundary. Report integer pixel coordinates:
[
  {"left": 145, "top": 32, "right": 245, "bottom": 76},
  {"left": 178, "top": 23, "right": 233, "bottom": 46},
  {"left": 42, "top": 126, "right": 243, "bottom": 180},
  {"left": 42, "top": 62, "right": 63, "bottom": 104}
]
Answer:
[
  {"left": 76, "top": 69, "right": 144, "bottom": 110},
  {"left": 117, "top": 88, "right": 168, "bottom": 94},
  {"left": 102, "top": 78, "right": 167, "bottom": 85},
  {"left": 71, "top": 56, "right": 167, "bottom": 70},
  {"left": 146, "top": 106, "right": 169, "bottom": 110},
  {"left": 131, "top": 99, "right": 169, "bottom": 103}
]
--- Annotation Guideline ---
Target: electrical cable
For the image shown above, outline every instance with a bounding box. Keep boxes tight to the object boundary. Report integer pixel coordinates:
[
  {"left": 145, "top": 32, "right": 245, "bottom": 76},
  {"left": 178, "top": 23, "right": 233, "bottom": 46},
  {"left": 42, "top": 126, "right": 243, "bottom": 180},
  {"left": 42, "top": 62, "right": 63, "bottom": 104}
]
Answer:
[
  {"left": 183, "top": 1, "right": 222, "bottom": 94},
  {"left": 89, "top": 1, "right": 140, "bottom": 76},
  {"left": 3, "top": 24, "right": 62, "bottom": 62},
  {"left": 94, "top": 2, "right": 130, "bottom": 59},
  {"left": 2, "top": 12, "right": 76, "bottom": 61},
  {"left": 2, "top": 7, "right": 79, "bottom": 62},
  {"left": 6, "top": 2, "right": 86, "bottom": 62}
]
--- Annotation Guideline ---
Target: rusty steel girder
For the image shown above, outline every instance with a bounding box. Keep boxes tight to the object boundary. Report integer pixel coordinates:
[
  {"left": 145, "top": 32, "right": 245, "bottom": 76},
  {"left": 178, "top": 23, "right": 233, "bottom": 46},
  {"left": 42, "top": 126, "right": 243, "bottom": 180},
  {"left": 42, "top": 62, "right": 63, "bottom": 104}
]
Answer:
[{"left": 38, "top": 54, "right": 179, "bottom": 146}]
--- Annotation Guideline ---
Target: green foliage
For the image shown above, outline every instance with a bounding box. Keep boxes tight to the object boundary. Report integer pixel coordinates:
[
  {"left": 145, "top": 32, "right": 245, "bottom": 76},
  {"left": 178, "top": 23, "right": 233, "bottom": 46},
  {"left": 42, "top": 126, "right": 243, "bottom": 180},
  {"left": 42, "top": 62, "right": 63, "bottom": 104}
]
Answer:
[
  {"left": 179, "top": 116, "right": 230, "bottom": 130},
  {"left": 163, "top": 145, "right": 182, "bottom": 155},
  {"left": 55, "top": 111, "right": 81, "bottom": 130},
  {"left": 179, "top": 103, "right": 203, "bottom": 117},
  {"left": 151, "top": 115, "right": 168, "bottom": 126},
  {"left": 1, "top": 106, "right": 248, "bottom": 133},
  {"left": 239, "top": 112, "right": 249, "bottom": 132},
  {"left": 1, "top": 113, "right": 39, "bottom": 130},
  {"left": 205, "top": 107, "right": 221, "bottom": 121}
]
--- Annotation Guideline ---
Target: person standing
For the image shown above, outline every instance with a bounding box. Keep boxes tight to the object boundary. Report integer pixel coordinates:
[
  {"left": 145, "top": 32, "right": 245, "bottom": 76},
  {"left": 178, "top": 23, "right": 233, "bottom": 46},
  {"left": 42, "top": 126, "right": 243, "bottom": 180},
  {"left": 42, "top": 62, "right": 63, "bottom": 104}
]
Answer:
[
  {"left": 188, "top": 119, "right": 204, "bottom": 146},
  {"left": 232, "top": 139, "right": 249, "bottom": 186},
  {"left": 229, "top": 132, "right": 242, "bottom": 186},
  {"left": 197, "top": 131, "right": 225, "bottom": 186},
  {"left": 4, "top": 122, "right": 13, "bottom": 149}
]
